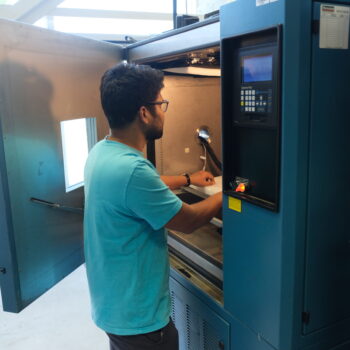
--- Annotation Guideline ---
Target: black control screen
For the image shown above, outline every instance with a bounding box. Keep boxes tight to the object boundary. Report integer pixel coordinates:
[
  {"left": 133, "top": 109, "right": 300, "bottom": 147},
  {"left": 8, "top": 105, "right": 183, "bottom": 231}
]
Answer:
[{"left": 242, "top": 54, "right": 273, "bottom": 83}]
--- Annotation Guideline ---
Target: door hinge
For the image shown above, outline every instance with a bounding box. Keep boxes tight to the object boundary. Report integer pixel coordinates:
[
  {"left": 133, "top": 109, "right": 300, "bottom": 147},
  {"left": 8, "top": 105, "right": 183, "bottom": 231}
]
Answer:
[
  {"left": 302, "top": 311, "right": 310, "bottom": 324},
  {"left": 0, "top": 267, "right": 6, "bottom": 274}
]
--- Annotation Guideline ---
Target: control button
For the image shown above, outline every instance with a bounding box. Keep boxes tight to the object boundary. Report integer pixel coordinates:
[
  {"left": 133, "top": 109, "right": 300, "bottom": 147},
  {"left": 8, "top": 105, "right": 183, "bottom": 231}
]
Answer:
[
  {"left": 235, "top": 183, "right": 246, "bottom": 192},
  {"left": 252, "top": 90, "right": 255, "bottom": 95},
  {"left": 241, "top": 96, "right": 244, "bottom": 100},
  {"left": 252, "top": 107, "right": 255, "bottom": 112},
  {"left": 245, "top": 107, "right": 249, "bottom": 111},
  {"left": 245, "top": 91, "right": 249, "bottom": 95},
  {"left": 252, "top": 102, "right": 255, "bottom": 106},
  {"left": 241, "top": 101, "right": 244, "bottom": 106},
  {"left": 252, "top": 96, "right": 255, "bottom": 100},
  {"left": 241, "top": 90, "right": 244, "bottom": 95}
]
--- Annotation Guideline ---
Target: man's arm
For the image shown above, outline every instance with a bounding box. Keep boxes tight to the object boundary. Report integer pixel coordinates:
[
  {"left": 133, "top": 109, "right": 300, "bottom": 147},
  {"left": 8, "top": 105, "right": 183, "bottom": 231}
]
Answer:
[
  {"left": 161, "top": 171, "right": 215, "bottom": 190},
  {"left": 165, "top": 192, "right": 222, "bottom": 234}
]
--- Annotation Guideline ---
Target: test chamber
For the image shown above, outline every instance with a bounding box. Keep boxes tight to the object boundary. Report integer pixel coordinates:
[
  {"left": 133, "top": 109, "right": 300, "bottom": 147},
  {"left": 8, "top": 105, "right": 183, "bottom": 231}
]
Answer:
[{"left": 1, "top": 1, "right": 350, "bottom": 350}]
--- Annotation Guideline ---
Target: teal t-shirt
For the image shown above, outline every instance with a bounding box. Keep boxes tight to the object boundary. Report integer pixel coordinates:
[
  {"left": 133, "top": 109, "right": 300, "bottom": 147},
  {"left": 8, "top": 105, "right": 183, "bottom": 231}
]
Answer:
[{"left": 84, "top": 139, "right": 182, "bottom": 335}]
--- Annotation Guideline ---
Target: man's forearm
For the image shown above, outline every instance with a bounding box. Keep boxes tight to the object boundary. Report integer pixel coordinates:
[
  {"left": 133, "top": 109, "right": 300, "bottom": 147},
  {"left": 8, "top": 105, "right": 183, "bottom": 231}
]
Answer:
[
  {"left": 186, "top": 193, "right": 222, "bottom": 232},
  {"left": 166, "top": 192, "right": 222, "bottom": 234},
  {"left": 161, "top": 171, "right": 215, "bottom": 189},
  {"left": 161, "top": 175, "right": 187, "bottom": 190}
]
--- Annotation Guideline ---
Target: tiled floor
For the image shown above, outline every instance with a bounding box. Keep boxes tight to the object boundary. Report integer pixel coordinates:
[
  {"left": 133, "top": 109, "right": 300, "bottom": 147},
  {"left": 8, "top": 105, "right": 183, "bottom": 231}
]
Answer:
[{"left": 0, "top": 265, "right": 108, "bottom": 350}]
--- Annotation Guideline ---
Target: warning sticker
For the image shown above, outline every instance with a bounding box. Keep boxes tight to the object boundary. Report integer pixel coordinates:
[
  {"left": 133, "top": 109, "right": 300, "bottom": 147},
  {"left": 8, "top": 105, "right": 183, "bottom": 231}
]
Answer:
[
  {"left": 229, "top": 196, "right": 242, "bottom": 213},
  {"left": 320, "top": 4, "right": 350, "bottom": 49},
  {"left": 256, "top": 0, "right": 278, "bottom": 6}
]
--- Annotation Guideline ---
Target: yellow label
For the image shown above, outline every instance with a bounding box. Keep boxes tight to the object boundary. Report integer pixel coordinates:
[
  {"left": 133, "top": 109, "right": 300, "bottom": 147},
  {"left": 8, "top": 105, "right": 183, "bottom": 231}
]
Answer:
[
  {"left": 240, "top": 101, "right": 244, "bottom": 106},
  {"left": 228, "top": 196, "right": 241, "bottom": 212}
]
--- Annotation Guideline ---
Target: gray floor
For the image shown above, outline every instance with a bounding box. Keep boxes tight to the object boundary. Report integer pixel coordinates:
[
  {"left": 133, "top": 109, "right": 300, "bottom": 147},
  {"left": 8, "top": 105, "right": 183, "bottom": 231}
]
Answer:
[{"left": 0, "top": 265, "right": 108, "bottom": 350}]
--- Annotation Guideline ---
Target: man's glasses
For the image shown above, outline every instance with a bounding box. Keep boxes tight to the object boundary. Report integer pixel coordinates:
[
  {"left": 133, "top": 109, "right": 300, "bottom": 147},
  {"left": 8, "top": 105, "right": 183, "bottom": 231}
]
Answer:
[{"left": 145, "top": 99, "right": 169, "bottom": 112}]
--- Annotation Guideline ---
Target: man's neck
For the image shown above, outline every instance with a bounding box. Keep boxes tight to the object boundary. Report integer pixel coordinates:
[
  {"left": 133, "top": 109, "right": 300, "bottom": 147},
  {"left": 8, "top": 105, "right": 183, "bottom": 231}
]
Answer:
[{"left": 108, "top": 125, "right": 146, "bottom": 152}]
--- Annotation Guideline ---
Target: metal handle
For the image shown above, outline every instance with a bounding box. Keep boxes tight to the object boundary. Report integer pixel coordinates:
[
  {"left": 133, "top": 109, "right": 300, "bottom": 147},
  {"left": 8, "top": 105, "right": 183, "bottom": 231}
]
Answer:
[{"left": 30, "top": 197, "right": 83, "bottom": 214}]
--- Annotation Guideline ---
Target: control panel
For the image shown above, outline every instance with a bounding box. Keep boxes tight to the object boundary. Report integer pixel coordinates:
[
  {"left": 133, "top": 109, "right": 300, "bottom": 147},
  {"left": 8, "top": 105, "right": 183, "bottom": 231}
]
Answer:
[
  {"left": 235, "top": 46, "right": 278, "bottom": 128},
  {"left": 222, "top": 26, "right": 281, "bottom": 210}
]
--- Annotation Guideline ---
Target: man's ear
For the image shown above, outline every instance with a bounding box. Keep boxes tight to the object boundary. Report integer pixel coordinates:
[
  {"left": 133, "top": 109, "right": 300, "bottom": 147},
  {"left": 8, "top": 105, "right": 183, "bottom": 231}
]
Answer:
[{"left": 138, "top": 106, "right": 152, "bottom": 125}]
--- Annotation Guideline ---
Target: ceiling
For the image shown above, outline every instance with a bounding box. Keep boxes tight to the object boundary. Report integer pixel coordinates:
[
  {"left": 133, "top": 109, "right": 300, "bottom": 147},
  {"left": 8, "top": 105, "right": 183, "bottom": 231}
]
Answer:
[{"left": 0, "top": 0, "right": 175, "bottom": 41}]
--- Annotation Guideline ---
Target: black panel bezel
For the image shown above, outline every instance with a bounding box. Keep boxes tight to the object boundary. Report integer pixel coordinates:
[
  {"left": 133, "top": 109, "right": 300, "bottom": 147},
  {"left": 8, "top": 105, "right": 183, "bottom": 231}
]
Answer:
[{"left": 221, "top": 26, "right": 282, "bottom": 211}]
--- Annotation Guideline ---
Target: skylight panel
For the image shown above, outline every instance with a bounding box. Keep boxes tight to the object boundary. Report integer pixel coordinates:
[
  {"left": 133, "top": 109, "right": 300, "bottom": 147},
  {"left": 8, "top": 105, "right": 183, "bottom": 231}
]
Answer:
[{"left": 59, "top": 0, "right": 173, "bottom": 13}]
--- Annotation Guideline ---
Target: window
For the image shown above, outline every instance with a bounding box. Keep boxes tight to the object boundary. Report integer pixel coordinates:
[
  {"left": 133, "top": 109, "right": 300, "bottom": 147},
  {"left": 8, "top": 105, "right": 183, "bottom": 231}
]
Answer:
[
  {"left": 58, "top": 0, "right": 172, "bottom": 13},
  {"left": 34, "top": 0, "right": 174, "bottom": 40},
  {"left": 36, "top": 16, "right": 173, "bottom": 36},
  {"left": 60, "top": 117, "right": 97, "bottom": 192},
  {"left": 0, "top": 0, "right": 19, "bottom": 5}
]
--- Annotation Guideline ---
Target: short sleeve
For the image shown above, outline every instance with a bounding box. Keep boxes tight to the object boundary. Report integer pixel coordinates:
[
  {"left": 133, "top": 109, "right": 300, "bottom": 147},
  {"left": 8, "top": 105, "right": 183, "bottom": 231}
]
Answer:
[{"left": 125, "top": 161, "right": 182, "bottom": 230}]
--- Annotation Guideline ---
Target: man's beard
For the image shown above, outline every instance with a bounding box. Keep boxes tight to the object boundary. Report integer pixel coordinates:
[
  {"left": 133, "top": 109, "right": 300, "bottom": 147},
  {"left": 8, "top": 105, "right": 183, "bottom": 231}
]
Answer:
[{"left": 144, "top": 123, "right": 163, "bottom": 141}]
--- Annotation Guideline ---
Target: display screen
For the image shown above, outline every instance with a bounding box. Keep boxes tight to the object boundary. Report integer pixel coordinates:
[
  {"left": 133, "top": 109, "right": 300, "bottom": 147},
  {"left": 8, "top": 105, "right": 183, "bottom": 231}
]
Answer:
[{"left": 242, "top": 54, "right": 273, "bottom": 83}]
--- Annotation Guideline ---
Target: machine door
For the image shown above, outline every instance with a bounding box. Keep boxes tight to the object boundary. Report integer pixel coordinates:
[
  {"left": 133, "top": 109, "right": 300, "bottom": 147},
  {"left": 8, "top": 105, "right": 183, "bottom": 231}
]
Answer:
[
  {"left": 0, "top": 19, "right": 122, "bottom": 312},
  {"left": 303, "top": 2, "right": 350, "bottom": 333}
]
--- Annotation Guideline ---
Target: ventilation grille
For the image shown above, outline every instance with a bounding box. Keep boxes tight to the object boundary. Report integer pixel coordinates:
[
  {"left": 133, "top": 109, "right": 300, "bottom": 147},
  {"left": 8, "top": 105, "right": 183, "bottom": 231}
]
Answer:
[
  {"left": 171, "top": 291, "right": 176, "bottom": 323},
  {"left": 170, "top": 289, "right": 223, "bottom": 350},
  {"left": 203, "top": 320, "right": 222, "bottom": 350}
]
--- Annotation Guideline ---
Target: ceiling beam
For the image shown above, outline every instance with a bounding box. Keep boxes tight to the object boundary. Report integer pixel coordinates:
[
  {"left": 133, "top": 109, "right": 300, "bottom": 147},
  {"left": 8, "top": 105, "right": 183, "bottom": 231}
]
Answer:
[
  {"left": 51, "top": 8, "right": 172, "bottom": 21},
  {"left": 17, "top": 0, "right": 65, "bottom": 23},
  {"left": 73, "top": 33, "right": 148, "bottom": 42},
  {"left": 0, "top": 0, "right": 45, "bottom": 20}
]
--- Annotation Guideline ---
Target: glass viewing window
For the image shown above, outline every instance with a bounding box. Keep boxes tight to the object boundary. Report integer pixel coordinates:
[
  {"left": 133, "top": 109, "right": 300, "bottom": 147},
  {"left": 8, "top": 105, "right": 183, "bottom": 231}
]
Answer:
[{"left": 60, "top": 117, "right": 97, "bottom": 192}]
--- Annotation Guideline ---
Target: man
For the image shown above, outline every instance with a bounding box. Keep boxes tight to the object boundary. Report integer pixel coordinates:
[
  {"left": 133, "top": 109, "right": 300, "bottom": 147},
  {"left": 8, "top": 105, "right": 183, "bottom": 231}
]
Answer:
[{"left": 84, "top": 63, "right": 222, "bottom": 350}]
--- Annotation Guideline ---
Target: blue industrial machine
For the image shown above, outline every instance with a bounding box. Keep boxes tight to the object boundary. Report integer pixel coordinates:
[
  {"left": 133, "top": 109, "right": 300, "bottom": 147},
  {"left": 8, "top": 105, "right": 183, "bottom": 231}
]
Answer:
[{"left": 0, "top": 1, "right": 349, "bottom": 349}]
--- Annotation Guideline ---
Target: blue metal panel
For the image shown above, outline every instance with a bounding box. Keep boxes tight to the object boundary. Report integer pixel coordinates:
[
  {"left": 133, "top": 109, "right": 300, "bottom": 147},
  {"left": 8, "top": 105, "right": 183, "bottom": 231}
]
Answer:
[
  {"left": 0, "top": 116, "right": 21, "bottom": 312},
  {"left": 219, "top": 2, "right": 312, "bottom": 347},
  {"left": 303, "top": 1, "right": 350, "bottom": 334},
  {"left": 220, "top": 3, "right": 285, "bottom": 348},
  {"left": 221, "top": 0, "right": 284, "bottom": 40},
  {"left": 0, "top": 19, "right": 122, "bottom": 312},
  {"left": 223, "top": 198, "right": 282, "bottom": 348},
  {"left": 229, "top": 316, "right": 278, "bottom": 350},
  {"left": 221, "top": 0, "right": 350, "bottom": 349},
  {"left": 279, "top": 0, "right": 314, "bottom": 348}
]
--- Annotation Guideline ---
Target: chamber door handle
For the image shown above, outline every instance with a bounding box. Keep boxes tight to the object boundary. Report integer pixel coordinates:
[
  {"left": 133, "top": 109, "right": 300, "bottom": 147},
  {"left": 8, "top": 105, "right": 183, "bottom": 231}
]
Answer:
[{"left": 30, "top": 197, "right": 83, "bottom": 214}]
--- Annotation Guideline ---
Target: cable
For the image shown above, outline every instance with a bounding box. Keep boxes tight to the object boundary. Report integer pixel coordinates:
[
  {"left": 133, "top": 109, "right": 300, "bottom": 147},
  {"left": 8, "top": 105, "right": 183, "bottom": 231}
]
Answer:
[
  {"left": 200, "top": 143, "right": 207, "bottom": 171},
  {"left": 198, "top": 137, "right": 222, "bottom": 171}
]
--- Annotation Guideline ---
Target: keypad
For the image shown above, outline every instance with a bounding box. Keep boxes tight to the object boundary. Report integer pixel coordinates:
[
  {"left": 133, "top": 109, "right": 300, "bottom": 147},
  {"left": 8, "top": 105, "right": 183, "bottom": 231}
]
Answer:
[{"left": 240, "top": 88, "right": 271, "bottom": 114}]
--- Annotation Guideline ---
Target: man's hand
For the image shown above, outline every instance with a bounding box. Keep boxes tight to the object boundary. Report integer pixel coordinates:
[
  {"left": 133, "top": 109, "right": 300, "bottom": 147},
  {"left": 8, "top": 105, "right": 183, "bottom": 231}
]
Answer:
[{"left": 190, "top": 171, "right": 215, "bottom": 187}]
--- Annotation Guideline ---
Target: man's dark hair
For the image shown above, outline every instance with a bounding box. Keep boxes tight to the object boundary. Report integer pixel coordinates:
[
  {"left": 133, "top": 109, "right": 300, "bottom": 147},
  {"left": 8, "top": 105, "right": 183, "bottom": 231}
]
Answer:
[{"left": 100, "top": 63, "right": 164, "bottom": 129}]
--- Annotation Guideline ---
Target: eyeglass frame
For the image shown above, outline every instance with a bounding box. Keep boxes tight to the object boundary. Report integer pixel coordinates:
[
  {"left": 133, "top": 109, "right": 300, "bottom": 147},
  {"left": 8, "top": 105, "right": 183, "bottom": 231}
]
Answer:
[{"left": 145, "top": 99, "right": 169, "bottom": 112}]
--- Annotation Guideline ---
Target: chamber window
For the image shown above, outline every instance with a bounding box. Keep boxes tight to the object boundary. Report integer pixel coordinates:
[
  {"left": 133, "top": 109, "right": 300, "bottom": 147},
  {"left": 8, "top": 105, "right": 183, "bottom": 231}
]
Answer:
[{"left": 60, "top": 117, "right": 97, "bottom": 192}]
